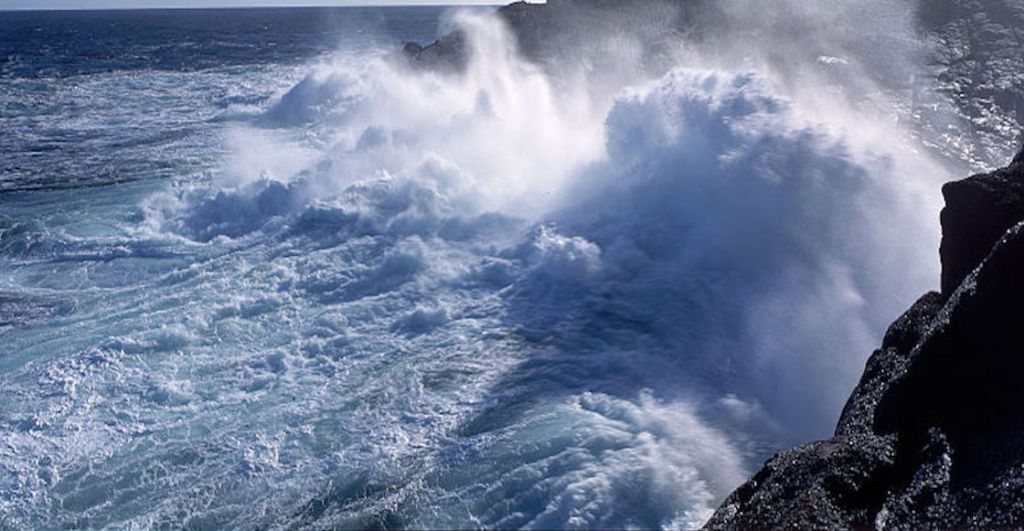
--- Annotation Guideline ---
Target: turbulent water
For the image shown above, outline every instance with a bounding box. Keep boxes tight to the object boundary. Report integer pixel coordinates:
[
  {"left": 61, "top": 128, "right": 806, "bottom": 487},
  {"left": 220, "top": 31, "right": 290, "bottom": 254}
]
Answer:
[{"left": 0, "top": 4, "right": 1008, "bottom": 529}]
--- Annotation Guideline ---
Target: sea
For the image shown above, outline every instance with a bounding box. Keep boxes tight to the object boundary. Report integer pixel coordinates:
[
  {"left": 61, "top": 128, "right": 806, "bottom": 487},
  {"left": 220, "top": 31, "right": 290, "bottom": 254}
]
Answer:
[{"left": 0, "top": 4, "right": 977, "bottom": 529}]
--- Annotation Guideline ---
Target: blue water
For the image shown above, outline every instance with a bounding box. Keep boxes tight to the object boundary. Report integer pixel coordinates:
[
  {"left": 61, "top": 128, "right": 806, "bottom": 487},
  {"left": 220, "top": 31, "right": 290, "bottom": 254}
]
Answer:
[{"left": 0, "top": 5, "right": 965, "bottom": 529}]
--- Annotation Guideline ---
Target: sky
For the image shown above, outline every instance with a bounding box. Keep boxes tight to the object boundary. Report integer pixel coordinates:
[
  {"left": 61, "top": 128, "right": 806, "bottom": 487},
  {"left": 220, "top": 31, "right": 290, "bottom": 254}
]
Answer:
[{"left": 0, "top": 0, "right": 506, "bottom": 9}]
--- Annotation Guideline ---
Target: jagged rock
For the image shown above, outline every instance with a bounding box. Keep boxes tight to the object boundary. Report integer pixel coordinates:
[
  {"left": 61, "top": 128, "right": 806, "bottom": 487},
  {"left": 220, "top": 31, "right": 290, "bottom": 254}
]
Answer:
[
  {"left": 940, "top": 145, "right": 1024, "bottom": 294},
  {"left": 401, "top": 1, "right": 548, "bottom": 70},
  {"left": 878, "top": 220, "right": 1024, "bottom": 483},
  {"left": 870, "top": 222, "right": 1024, "bottom": 529},
  {"left": 705, "top": 434, "right": 897, "bottom": 530},
  {"left": 707, "top": 146, "right": 1024, "bottom": 530},
  {"left": 401, "top": 31, "right": 467, "bottom": 71},
  {"left": 834, "top": 291, "right": 944, "bottom": 438}
]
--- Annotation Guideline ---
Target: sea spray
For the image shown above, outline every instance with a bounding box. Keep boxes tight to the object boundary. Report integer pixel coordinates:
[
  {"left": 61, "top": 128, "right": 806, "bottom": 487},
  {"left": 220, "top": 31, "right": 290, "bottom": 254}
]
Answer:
[
  {"left": 539, "top": 69, "right": 944, "bottom": 439},
  {"left": 148, "top": 6, "right": 947, "bottom": 524},
  {"left": 155, "top": 7, "right": 944, "bottom": 521},
  {"left": 1, "top": 3, "right": 963, "bottom": 529}
]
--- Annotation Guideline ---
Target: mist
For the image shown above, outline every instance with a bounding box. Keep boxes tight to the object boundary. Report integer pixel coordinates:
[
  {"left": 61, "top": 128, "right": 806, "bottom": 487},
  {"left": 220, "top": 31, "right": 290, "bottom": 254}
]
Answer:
[
  {"left": 171, "top": 0, "right": 948, "bottom": 438},
  {"left": 1, "top": 1, "right": 967, "bottom": 528}
]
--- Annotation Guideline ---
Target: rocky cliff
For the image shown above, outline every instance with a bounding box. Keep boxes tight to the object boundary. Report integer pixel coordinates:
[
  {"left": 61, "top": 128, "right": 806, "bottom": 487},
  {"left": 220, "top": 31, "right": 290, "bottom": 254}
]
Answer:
[{"left": 706, "top": 145, "right": 1024, "bottom": 529}]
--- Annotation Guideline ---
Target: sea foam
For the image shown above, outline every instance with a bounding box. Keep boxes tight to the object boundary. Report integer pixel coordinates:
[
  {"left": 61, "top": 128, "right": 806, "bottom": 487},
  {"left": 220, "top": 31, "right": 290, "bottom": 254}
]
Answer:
[
  {"left": 2, "top": 4, "right": 956, "bottom": 529},
  {"left": 141, "top": 8, "right": 947, "bottom": 525}
]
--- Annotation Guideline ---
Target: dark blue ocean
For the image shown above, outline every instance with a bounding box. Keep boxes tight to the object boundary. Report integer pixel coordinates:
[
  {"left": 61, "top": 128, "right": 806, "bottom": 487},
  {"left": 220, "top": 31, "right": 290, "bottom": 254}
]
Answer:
[{"left": 0, "top": 4, "right": 972, "bottom": 529}]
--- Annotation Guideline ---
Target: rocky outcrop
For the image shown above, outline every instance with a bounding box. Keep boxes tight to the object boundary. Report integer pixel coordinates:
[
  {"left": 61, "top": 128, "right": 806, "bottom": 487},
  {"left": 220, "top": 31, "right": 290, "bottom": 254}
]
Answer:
[
  {"left": 400, "top": 1, "right": 566, "bottom": 69},
  {"left": 401, "top": 32, "right": 467, "bottom": 72},
  {"left": 833, "top": 292, "right": 944, "bottom": 438},
  {"left": 940, "top": 147, "right": 1024, "bottom": 294},
  {"left": 706, "top": 144, "right": 1024, "bottom": 530}
]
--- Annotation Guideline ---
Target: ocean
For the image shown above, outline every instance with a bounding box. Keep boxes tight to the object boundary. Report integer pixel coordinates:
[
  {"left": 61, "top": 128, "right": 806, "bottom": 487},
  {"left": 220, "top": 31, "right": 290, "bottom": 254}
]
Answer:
[{"left": 0, "top": 4, "right": 968, "bottom": 529}]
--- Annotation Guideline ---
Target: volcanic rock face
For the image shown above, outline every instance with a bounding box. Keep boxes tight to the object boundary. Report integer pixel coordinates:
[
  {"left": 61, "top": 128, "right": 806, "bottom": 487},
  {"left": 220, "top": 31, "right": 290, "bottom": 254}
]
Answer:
[
  {"left": 833, "top": 292, "right": 944, "bottom": 439},
  {"left": 706, "top": 145, "right": 1024, "bottom": 530},
  {"left": 940, "top": 147, "right": 1024, "bottom": 294}
]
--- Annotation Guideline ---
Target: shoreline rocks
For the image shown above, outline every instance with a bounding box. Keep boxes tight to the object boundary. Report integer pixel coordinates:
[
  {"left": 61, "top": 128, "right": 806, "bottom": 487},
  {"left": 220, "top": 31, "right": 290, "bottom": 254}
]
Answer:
[{"left": 707, "top": 144, "right": 1024, "bottom": 530}]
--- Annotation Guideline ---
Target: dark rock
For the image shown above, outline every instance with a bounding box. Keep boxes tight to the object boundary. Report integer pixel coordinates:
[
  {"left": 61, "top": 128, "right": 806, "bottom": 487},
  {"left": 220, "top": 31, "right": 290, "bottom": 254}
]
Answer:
[
  {"left": 401, "top": 30, "right": 467, "bottom": 72},
  {"left": 939, "top": 144, "right": 1024, "bottom": 295},
  {"left": 707, "top": 146, "right": 1024, "bottom": 529},
  {"left": 401, "top": 1, "right": 545, "bottom": 71},
  {"left": 705, "top": 434, "right": 897, "bottom": 530},
  {"left": 877, "top": 221, "right": 1024, "bottom": 484},
  {"left": 834, "top": 291, "right": 943, "bottom": 437},
  {"left": 871, "top": 223, "right": 1024, "bottom": 528}
]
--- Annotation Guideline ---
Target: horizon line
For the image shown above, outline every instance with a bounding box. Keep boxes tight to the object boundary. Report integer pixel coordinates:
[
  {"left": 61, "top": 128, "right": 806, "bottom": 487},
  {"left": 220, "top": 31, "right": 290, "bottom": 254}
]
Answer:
[{"left": 0, "top": 1, "right": 520, "bottom": 12}]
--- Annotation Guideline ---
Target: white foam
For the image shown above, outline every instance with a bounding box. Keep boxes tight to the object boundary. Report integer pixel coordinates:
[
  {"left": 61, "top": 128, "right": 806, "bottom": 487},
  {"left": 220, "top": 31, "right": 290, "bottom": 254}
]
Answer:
[{"left": 6, "top": 3, "right": 965, "bottom": 528}]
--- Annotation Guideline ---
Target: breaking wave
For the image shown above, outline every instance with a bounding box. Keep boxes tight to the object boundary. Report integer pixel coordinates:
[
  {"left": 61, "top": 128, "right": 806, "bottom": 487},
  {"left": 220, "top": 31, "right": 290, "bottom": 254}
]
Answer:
[
  {"left": 3, "top": 5, "right": 954, "bottom": 529},
  {"left": 158, "top": 9, "right": 944, "bottom": 438}
]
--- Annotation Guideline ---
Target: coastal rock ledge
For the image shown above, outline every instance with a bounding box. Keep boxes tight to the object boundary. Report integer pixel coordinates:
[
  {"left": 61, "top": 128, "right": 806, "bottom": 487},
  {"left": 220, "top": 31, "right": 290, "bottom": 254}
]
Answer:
[{"left": 706, "top": 144, "right": 1024, "bottom": 529}]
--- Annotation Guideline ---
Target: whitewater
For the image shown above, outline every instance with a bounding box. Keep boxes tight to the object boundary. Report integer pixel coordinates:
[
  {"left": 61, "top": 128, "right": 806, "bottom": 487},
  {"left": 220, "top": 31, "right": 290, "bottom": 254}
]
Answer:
[{"left": 0, "top": 2, "right": 1006, "bottom": 528}]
